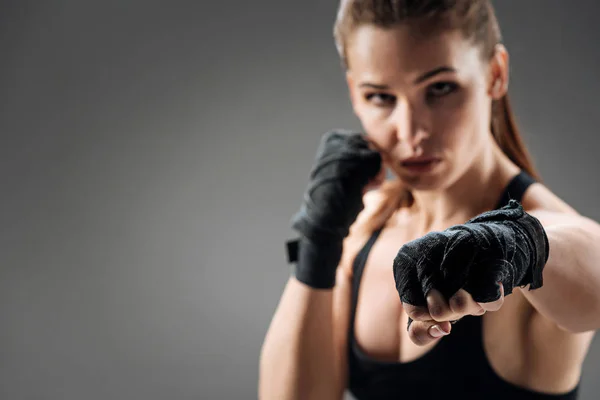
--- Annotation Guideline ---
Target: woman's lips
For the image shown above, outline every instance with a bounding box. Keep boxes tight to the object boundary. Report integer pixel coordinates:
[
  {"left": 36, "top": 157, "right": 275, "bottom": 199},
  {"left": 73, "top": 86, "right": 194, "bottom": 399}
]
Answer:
[{"left": 400, "top": 157, "right": 441, "bottom": 173}]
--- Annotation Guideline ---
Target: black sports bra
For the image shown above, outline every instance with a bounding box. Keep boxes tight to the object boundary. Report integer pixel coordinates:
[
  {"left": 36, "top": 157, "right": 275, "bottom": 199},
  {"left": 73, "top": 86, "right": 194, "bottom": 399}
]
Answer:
[{"left": 347, "top": 171, "right": 581, "bottom": 399}]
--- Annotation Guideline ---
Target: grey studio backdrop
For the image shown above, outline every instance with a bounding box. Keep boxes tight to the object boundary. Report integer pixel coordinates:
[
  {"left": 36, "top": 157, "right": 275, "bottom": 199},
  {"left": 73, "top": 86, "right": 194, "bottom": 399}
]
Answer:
[{"left": 1, "top": 1, "right": 599, "bottom": 399}]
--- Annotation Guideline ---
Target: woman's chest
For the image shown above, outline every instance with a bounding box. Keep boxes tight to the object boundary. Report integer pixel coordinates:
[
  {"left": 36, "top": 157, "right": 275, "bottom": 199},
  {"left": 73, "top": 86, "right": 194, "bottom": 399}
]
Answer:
[{"left": 352, "top": 227, "right": 538, "bottom": 378}]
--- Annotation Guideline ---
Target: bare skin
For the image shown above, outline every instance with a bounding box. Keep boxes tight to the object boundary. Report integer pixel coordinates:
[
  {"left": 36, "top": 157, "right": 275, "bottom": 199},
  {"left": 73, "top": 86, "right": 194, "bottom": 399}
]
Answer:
[
  {"left": 259, "top": 24, "right": 600, "bottom": 399},
  {"left": 341, "top": 24, "right": 597, "bottom": 393},
  {"left": 342, "top": 180, "right": 595, "bottom": 394}
]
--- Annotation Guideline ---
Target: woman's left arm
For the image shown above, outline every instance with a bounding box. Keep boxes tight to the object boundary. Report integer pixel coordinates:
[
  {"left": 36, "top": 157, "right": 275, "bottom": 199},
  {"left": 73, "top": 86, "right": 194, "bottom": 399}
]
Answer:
[{"left": 521, "top": 209, "right": 600, "bottom": 333}]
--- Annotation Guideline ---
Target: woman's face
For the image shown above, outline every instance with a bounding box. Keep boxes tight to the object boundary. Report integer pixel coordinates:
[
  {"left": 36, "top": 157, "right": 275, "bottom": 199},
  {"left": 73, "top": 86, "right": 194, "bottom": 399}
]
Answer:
[{"left": 345, "top": 24, "right": 507, "bottom": 190}]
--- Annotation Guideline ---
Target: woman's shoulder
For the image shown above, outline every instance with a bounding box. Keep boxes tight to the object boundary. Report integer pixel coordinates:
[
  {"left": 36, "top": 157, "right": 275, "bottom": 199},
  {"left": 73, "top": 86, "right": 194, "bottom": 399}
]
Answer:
[{"left": 521, "top": 180, "right": 580, "bottom": 216}]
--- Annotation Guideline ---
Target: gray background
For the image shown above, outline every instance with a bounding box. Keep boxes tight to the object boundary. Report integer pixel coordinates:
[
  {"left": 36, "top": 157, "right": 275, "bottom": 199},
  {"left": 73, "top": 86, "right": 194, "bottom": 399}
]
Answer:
[{"left": 1, "top": 1, "right": 599, "bottom": 399}]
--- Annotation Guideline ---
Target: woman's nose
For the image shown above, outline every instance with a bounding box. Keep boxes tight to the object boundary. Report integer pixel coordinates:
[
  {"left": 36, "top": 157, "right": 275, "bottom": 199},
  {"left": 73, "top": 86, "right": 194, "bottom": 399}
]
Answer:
[
  {"left": 393, "top": 97, "right": 418, "bottom": 145},
  {"left": 391, "top": 98, "right": 429, "bottom": 149}
]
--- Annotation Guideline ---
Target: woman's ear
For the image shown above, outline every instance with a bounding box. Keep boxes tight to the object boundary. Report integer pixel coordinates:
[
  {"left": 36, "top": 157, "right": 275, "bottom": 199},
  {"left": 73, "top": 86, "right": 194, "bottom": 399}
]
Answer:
[{"left": 488, "top": 44, "right": 509, "bottom": 100}]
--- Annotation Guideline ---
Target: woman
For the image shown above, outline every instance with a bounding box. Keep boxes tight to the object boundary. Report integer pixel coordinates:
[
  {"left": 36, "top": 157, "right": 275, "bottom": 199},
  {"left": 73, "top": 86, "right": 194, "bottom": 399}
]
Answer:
[{"left": 259, "top": 1, "right": 600, "bottom": 399}]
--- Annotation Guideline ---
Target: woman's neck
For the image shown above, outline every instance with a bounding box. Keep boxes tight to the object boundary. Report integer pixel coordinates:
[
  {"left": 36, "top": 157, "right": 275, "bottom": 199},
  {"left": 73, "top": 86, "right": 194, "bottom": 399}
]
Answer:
[{"left": 409, "top": 142, "right": 520, "bottom": 232}]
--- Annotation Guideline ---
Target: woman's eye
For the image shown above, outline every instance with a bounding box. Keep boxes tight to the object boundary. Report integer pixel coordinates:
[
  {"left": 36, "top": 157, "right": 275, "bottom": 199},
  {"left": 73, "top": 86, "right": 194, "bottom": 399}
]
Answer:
[
  {"left": 426, "top": 82, "right": 458, "bottom": 100},
  {"left": 365, "top": 93, "right": 396, "bottom": 106}
]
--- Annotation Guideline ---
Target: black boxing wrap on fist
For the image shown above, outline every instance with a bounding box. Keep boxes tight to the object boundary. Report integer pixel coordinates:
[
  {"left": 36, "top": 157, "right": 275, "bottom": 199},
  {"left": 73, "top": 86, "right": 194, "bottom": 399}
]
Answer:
[
  {"left": 291, "top": 130, "right": 382, "bottom": 244},
  {"left": 393, "top": 200, "right": 549, "bottom": 308},
  {"left": 287, "top": 130, "right": 382, "bottom": 289}
]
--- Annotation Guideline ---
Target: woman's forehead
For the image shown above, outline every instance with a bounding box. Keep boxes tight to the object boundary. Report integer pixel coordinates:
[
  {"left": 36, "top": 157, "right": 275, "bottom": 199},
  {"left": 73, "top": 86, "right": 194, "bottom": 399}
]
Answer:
[{"left": 346, "top": 25, "right": 483, "bottom": 82}]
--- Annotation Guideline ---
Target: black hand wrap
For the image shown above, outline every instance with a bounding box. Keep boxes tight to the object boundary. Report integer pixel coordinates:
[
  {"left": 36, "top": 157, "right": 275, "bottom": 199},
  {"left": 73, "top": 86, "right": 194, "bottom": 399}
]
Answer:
[
  {"left": 393, "top": 200, "right": 549, "bottom": 308},
  {"left": 288, "top": 130, "right": 382, "bottom": 289}
]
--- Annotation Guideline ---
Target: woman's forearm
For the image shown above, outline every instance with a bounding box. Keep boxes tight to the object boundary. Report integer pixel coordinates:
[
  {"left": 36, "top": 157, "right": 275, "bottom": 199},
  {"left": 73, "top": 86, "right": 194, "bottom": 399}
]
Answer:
[
  {"left": 258, "top": 276, "right": 346, "bottom": 400},
  {"left": 521, "top": 212, "right": 600, "bottom": 333}
]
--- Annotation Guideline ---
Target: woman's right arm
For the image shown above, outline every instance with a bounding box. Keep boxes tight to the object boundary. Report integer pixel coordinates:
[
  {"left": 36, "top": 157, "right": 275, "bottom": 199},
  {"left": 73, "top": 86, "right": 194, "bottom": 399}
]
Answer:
[
  {"left": 258, "top": 265, "right": 352, "bottom": 400},
  {"left": 258, "top": 130, "right": 385, "bottom": 399},
  {"left": 258, "top": 179, "right": 399, "bottom": 400}
]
